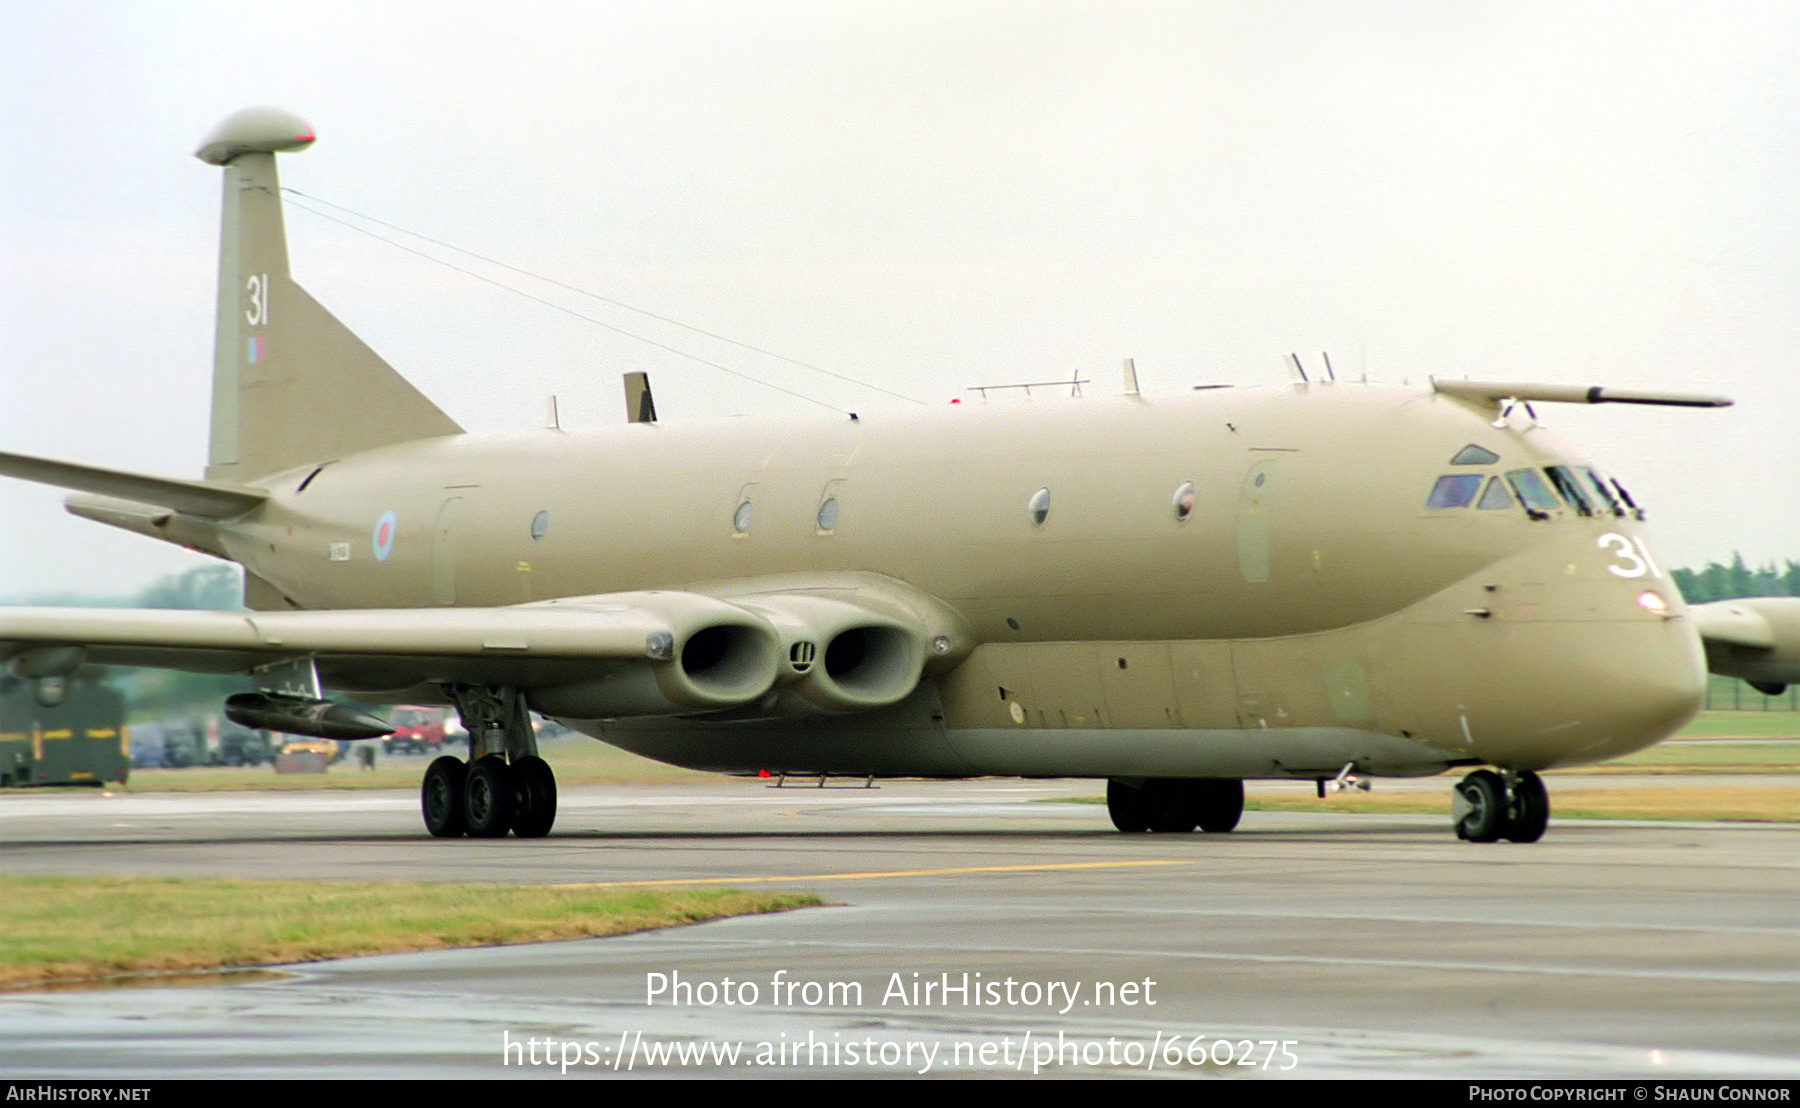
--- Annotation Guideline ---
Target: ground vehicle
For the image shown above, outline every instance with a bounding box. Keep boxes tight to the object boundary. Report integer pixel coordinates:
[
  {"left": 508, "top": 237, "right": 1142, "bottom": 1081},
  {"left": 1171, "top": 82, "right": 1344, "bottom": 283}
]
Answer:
[
  {"left": 0, "top": 673, "right": 128, "bottom": 787},
  {"left": 384, "top": 707, "right": 446, "bottom": 755}
]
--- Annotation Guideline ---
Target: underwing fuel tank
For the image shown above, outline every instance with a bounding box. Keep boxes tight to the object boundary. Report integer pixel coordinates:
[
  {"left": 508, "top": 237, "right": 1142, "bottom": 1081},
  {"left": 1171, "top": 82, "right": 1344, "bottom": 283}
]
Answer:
[{"left": 224, "top": 692, "right": 393, "bottom": 741}]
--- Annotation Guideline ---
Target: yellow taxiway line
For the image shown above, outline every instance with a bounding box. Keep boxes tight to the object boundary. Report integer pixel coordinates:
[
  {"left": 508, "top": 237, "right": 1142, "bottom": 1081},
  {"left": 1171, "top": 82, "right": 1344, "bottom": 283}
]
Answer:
[{"left": 553, "top": 858, "right": 1189, "bottom": 889}]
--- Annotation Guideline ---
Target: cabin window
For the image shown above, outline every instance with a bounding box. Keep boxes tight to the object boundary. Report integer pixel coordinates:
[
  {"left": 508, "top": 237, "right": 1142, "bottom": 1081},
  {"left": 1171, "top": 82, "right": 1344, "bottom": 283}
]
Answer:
[
  {"left": 1450, "top": 444, "right": 1500, "bottom": 465},
  {"left": 816, "top": 497, "right": 839, "bottom": 533},
  {"left": 1028, "top": 487, "right": 1051, "bottom": 526},
  {"left": 1476, "top": 477, "right": 1515, "bottom": 510},
  {"left": 1505, "top": 468, "right": 1561, "bottom": 515},
  {"left": 529, "top": 510, "right": 549, "bottom": 540},
  {"left": 1426, "top": 474, "right": 1483, "bottom": 509},
  {"left": 1173, "top": 481, "right": 1195, "bottom": 521},
  {"left": 733, "top": 500, "right": 753, "bottom": 535}
]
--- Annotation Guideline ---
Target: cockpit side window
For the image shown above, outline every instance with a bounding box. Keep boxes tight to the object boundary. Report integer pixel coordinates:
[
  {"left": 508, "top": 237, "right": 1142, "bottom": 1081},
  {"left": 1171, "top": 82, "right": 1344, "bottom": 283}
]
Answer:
[
  {"left": 1577, "top": 467, "right": 1626, "bottom": 516},
  {"left": 1609, "top": 475, "right": 1643, "bottom": 518},
  {"left": 1505, "top": 469, "right": 1561, "bottom": 516},
  {"left": 1426, "top": 474, "right": 1484, "bottom": 509},
  {"left": 1544, "top": 466, "right": 1593, "bottom": 516}
]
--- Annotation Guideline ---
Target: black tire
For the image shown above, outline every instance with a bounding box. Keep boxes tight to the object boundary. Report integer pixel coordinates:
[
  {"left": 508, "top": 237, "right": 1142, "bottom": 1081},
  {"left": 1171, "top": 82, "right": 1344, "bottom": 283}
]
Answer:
[
  {"left": 1107, "top": 779, "right": 1150, "bottom": 832},
  {"left": 1145, "top": 779, "right": 1199, "bottom": 833},
  {"left": 1194, "top": 778, "right": 1244, "bottom": 833},
  {"left": 465, "top": 756, "right": 516, "bottom": 838},
  {"left": 422, "top": 756, "right": 467, "bottom": 838},
  {"left": 1453, "top": 769, "right": 1506, "bottom": 842},
  {"left": 1503, "top": 770, "right": 1549, "bottom": 843},
  {"left": 511, "top": 755, "right": 557, "bottom": 838}
]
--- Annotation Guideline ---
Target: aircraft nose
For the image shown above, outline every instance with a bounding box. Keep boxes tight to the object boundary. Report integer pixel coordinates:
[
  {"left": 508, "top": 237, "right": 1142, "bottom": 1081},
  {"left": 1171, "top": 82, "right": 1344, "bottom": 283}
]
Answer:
[{"left": 1476, "top": 615, "right": 1706, "bottom": 769}]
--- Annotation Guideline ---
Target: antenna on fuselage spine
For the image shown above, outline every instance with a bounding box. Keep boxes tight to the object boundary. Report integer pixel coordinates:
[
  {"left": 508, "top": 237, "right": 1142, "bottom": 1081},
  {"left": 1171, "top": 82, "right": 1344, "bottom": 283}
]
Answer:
[{"left": 624, "top": 371, "right": 658, "bottom": 424}]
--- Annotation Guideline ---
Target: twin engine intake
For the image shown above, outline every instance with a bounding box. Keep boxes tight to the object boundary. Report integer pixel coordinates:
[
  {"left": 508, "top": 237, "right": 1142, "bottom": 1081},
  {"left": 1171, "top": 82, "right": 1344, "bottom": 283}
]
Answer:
[{"left": 523, "top": 582, "right": 961, "bottom": 721}]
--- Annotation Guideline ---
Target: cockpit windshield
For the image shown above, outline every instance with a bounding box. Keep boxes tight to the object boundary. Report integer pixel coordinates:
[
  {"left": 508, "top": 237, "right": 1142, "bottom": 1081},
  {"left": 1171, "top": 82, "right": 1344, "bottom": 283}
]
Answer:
[
  {"left": 1504, "top": 469, "right": 1561, "bottom": 515},
  {"left": 1424, "top": 447, "right": 1645, "bottom": 522},
  {"left": 1543, "top": 466, "right": 1594, "bottom": 516}
]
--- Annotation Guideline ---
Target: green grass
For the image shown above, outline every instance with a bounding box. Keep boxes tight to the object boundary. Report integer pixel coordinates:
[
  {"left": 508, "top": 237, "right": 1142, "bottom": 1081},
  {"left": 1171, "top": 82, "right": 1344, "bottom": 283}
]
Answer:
[
  {"left": 0, "top": 876, "right": 821, "bottom": 989},
  {"left": 1673, "top": 709, "right": 1800, "bottom": 741},
  {"left": 1578, "top": 739, "right": 1800, "bottom": 773}
]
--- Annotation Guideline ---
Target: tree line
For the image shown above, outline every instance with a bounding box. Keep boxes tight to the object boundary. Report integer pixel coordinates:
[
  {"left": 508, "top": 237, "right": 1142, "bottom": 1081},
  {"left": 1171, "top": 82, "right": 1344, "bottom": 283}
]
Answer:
[{"left": 1669, "top": 556, "right": 1800, "bottom": 604}]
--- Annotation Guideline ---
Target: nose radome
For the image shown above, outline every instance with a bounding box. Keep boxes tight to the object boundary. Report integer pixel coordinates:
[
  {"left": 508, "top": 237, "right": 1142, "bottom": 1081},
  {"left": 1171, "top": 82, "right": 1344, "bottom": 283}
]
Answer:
[{"left": 1473, "top": 615, "right": 1706, "bottom": 769}]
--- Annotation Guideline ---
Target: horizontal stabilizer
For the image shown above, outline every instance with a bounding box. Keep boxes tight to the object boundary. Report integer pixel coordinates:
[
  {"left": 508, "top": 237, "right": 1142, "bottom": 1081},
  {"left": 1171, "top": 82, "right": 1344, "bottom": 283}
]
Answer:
[
  {"left": 1433, "top": 380, "right": 1733, "bottom": 409},
  {"left": 0, "top": 450, "right": 266, "bottom": 519}
]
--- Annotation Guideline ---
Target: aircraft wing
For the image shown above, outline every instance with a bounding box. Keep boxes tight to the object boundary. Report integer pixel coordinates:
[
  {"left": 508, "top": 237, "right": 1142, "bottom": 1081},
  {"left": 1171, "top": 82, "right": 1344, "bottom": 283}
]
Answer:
[
  {"left": 0, "top": 578, "right": 960, "bottom": 722},
  {"left": 1689, "top": 597, "right": 1800, "bottom": 694},
  {"left": 0, "top": 593, "right": 784, "bottom": 717}
]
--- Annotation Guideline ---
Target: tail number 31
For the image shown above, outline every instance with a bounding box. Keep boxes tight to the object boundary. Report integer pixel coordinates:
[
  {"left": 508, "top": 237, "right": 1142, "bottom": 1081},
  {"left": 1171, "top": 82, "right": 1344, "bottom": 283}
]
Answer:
[{"left": 246, "top": 273, "right": 270, "bottom": 327}]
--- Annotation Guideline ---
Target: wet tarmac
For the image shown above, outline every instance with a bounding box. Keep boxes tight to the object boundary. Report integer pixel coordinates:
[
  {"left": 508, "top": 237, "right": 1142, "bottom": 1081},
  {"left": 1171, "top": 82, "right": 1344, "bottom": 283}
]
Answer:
[{"left": 2, "top": 778, "right": 1796, "bottom": 1078}]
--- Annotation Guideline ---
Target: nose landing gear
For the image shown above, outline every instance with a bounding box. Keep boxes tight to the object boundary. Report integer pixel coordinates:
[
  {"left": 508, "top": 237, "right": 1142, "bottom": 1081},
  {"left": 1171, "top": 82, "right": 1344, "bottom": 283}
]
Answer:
[{"left": 1452, "top": 768, "right": 1548, "bottom": 843}]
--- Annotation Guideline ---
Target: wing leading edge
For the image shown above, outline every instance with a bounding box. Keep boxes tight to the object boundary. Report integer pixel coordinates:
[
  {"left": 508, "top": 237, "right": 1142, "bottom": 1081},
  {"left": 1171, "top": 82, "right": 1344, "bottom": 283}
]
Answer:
[{"left": 0, "top": 577, "right": 970, "bottom": 725}]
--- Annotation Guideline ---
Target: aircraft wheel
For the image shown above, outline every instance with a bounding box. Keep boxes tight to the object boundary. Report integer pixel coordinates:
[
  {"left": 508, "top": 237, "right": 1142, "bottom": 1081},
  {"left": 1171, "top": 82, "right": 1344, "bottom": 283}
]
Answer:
[
  {"left": 1107, "top": 779, "right": 1150, "bottom": 832},
  {"left": 1194, "top": 778, "right": 1244, "bottom": 833},
  {"left": 511, "top": 755, "right": 557, "bottom": 838},
  {"left": 1452, "top": 769, "right": 1506, "bottom": 842},
  {"left": 1503, "top": 770, "right": 1549, "bottom": 843},
  {"left": 422, "top": 756, "right": 468, "bottom": 838},
  {"left": 1145, "top": 779, "right": 1199, "bottom": 833},
  {"left": 465, "top": 756, "right": 517, "bottom": 838}
]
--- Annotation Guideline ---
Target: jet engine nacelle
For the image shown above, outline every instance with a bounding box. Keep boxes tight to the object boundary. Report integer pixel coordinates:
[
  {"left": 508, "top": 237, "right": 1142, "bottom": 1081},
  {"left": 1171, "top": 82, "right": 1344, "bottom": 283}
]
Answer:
[
  {"left": 737, "top": 593, "right": 930, "bottom": 714},
  {"left": 523, "top": 593, "right": 784, "bottom": 719},
  {"left": 1691, "top": 597, "right": 1800, "bottom": 695}
]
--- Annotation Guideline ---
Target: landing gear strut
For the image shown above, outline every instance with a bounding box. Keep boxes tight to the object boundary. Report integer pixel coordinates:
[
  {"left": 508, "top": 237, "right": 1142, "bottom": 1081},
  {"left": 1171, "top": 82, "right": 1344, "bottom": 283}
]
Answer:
[
  {"left": 1107, "top": 778, "right": 1244, "bottom": 834},
  {"left": 1452, "top": 768, "right": 1548, "bottom": 843},
  {"left": 417, "top": 685, "right": 557, "bottom": 839}
]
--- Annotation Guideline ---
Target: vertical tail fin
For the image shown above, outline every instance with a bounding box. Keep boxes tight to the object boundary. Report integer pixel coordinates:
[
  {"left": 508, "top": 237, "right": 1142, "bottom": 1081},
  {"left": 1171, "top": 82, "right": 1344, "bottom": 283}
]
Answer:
[{"left": 196, "top": 108, "right": 462, "bottom": 483}]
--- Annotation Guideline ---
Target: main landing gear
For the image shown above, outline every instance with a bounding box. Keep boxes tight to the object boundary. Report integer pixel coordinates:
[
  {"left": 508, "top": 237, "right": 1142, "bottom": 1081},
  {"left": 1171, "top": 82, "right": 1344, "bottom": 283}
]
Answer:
[
  {"left": 420, "top": 685, "right": 558, "bottom": 839},
  {"left": 1451, "top": 768, "right": 1548, "bottom": 843},
  {"left": 1106, "top": 777, "right": 1244, "bottom": 834}
]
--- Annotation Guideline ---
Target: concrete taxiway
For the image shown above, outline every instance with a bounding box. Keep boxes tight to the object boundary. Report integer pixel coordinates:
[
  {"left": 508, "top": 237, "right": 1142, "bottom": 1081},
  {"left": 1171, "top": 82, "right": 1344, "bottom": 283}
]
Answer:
[{"left": 2, "top": 779, "right": 1796, "bottom": 1079}]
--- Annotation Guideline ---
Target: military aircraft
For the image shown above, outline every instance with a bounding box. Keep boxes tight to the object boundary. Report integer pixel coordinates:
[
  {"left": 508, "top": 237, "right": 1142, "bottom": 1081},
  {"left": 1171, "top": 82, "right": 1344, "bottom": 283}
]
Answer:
[{"left": 4, "top": 109, "right": 1796, "bottom": 843}]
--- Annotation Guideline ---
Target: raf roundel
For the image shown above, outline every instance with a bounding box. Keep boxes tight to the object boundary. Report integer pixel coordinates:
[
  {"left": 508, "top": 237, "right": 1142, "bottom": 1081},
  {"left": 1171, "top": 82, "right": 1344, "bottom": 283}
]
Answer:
[{"left": 372, "top": 510, "right": 397, "bottom": 562}]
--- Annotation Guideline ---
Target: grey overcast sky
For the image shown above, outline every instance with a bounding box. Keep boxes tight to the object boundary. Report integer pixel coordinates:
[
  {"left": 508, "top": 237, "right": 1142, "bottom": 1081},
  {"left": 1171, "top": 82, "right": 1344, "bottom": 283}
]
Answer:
[{"left": 2, "top": 0, "right": 1797, "bottom": 599}]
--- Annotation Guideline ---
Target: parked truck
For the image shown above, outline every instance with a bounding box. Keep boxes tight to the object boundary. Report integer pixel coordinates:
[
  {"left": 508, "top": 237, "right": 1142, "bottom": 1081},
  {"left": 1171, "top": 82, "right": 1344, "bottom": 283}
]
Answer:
[{"left": 0, "top": 673, "right": 129, "bottom": 788}]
